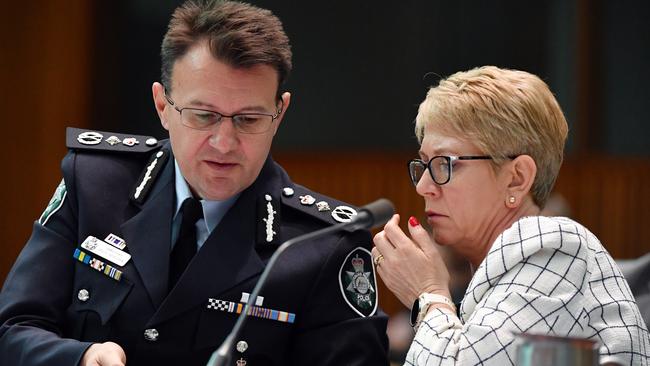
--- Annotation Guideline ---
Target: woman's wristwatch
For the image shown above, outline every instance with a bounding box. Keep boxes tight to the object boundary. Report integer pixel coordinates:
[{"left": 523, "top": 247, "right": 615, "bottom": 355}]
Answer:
[{"left": 410, "top": 293, "right": 456, "bottom": 331}]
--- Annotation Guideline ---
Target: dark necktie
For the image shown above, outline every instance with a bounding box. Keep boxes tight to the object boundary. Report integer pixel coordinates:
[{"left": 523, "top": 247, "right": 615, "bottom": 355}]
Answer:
[{"left": 169, "top": 197, "right": 203, "bottom": 291}]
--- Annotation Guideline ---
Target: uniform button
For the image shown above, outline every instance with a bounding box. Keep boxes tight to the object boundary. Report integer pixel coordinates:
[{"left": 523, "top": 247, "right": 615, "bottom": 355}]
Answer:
[
  {"left": 144, "top": 328, "right": 159, "bottom": 341},
  {"left": 236, "top": 340, "right": 248, "bottom": 353},
  {"left": 77, "top": 289, "right": 90, "bottom": 302}
]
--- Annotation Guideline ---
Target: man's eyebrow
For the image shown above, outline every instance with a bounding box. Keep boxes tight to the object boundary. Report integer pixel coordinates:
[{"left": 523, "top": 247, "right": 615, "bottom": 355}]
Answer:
[{"left": 186, "top": 99, "right": 271, "bottom": 113}]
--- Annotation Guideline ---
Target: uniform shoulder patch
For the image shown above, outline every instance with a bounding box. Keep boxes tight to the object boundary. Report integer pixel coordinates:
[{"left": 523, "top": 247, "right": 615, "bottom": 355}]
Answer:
[
  {"left": 280, "top": 184, "right": 359, "bottom": 228},
  {"left": 66, "top": 127, "right": 161, "bottom": 153},
  {"left": 39, "top": 178, "right": 67, "bottom": 226},
  {"left": 339, "top": 247, "right": 378, "bottom": 317}
]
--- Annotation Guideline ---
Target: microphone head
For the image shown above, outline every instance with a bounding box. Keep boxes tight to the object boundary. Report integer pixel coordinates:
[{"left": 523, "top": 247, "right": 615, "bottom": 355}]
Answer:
[{"left": 357, "top": 198, "right": 395, "bottom": 230}]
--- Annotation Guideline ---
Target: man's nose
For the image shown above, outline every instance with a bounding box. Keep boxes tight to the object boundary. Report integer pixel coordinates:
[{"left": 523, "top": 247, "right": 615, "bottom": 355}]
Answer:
[{"left": 208, "top": 118, "right": 239, "bottom": 153}]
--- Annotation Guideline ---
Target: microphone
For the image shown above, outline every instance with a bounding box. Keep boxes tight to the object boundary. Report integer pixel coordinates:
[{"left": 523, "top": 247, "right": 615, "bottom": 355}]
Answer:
[
  {"left": 206, "top": 198, "right": 395, "bottom": 366},
  {"left": 342, "top": 198, "right": 395, "bottom": 232}
]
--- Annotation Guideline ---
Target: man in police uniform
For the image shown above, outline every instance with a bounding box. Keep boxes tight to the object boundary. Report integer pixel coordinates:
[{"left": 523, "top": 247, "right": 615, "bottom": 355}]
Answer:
[{"left": 0, "top": 1, "right": 389, "bottom": 365}]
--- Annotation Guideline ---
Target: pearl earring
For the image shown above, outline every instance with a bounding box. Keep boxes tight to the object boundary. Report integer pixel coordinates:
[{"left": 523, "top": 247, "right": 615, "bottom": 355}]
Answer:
[{"left": 508, "top": 196, "right": 516, "bottom": 204}]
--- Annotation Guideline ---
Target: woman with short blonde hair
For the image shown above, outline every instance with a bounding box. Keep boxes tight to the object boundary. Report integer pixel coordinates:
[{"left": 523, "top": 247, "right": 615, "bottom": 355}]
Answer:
[{"left": 373, "top": 66, "right": 649, "bottom": 365}]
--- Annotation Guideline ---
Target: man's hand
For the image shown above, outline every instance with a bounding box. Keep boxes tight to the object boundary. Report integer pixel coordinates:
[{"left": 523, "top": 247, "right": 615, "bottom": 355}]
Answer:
[{"left": 80, "top": 342, "right": 126, "bottom": 366}]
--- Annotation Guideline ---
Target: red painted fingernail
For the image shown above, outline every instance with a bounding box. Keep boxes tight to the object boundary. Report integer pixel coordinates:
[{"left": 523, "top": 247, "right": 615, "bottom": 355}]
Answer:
[{"left": 409, "top": 216, "right": 419, "bottom": 227}]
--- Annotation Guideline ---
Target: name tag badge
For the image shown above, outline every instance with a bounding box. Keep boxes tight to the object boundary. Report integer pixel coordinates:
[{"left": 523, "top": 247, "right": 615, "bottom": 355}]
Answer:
[
  {"left": 80, "top": 236, "right": 131, "bottom": 266},
  {"left": 104, "top": 233, "right": 127, "bottom": 250}
]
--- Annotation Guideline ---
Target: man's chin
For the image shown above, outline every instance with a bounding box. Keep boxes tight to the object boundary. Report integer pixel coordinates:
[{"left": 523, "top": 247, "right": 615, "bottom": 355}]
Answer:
[
  {"left": 201, "top": 189, "right": 237, "bottom": 201},
  {"left": 197, "top": 178, "right": 247, "bottom": 201}
]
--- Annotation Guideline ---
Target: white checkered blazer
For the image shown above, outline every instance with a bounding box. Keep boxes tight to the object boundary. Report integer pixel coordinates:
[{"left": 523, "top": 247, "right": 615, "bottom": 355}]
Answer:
[{"left": 406, "top": 216, "right": 650, "bottom": 365}]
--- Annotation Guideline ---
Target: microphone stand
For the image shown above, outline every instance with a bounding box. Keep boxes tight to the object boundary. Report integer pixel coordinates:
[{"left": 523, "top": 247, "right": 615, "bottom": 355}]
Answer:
[{"left": 206, "top": 221, "right": 351, "bottom": 366}]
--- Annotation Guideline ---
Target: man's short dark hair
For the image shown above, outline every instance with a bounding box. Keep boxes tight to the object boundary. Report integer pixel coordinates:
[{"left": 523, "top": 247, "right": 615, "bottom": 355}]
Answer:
[{"left": 161, "top": 0, "right": 292, "bottom": 94}]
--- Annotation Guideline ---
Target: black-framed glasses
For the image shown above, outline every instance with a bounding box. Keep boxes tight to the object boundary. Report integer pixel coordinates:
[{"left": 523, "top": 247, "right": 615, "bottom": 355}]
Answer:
[
  {"left": 163, "top": 90, "right": 283, "bottom": 134},
  {"left": 407, "top": 155, "right": 494, "bottom": 186}
]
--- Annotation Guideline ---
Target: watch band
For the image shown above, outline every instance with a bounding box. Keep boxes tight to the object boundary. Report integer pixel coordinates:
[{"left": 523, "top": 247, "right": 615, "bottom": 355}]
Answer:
[{"left": 410, "top": 293, "right": 456, "bottom": 331}]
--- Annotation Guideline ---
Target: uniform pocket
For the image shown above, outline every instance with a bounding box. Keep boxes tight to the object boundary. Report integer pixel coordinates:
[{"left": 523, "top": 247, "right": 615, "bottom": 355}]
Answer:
[{"left": 67, "top": 263, "right": 133, "bottom": 340}]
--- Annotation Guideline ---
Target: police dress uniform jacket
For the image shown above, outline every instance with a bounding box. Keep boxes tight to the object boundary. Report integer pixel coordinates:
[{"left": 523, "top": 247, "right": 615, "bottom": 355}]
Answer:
[
  {"left": 406, "top": 216, "right": 650, "bottom": 366},
  {"left": 0, "top": 128, "right": 389, "bottom": 366}
]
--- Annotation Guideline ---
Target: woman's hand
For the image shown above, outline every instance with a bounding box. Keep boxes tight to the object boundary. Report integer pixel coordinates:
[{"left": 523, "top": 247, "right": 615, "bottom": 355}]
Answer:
[{"left": 372, "top": 214, "right": 452, "bottom": 308}]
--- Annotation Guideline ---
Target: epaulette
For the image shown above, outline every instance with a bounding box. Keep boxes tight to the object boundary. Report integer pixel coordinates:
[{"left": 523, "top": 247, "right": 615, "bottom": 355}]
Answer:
[
  {"left": 255, "top": 184, "right": 361, "bottom": 246},
  {"left": 280, "top": 184, "right": 360, "bottom": 228},
  {"left": 66, "top": 127, "right": 162, "bottom": 153}
]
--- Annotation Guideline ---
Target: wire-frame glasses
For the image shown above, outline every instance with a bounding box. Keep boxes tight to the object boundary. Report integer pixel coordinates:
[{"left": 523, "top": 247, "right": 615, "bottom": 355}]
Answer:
[{"left": 163, "top": 90, "right": 283, "bottom": 134}]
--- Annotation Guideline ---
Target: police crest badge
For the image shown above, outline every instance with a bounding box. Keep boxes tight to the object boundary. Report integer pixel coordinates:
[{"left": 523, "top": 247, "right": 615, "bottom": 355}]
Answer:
[
  {"left": 39, "top": 178, "right": 67, "bottom": 226},
  {"left": 339, "top": 247, "right": 378, "bottom": 317}
]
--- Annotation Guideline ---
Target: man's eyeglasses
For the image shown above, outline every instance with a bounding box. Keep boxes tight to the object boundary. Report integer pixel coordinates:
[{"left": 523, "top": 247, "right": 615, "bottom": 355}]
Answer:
[
  {"left": 163, "top": 90, "right": 283, "bottom": 134},
  {"left": 407, "top": 155, "right": 496, "bottom": 186}
]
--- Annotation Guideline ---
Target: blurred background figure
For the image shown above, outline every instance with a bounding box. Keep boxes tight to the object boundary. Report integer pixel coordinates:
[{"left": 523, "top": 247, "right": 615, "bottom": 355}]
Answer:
[
  {"left": 540, "top": 192, "right": 572, "bottom": 217},
  {"left": 617, "top": 252, "right": 650, "bottom": 327},
  {"left": 386, "top": 310, "right": 414, "bottom": 365}
]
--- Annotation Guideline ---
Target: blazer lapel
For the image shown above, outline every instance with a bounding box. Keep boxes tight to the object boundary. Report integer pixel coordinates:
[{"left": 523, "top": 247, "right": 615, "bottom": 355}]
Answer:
[
  {"left": 120, "top": 155, "right": 175, "bottom": 309},
  {"left": 150, "top": 186, "right": 265, "bottom": 324}
]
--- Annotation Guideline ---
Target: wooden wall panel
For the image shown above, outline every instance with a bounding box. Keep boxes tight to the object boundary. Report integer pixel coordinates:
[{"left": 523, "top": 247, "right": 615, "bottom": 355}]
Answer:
[
  {"left": 0, "top": 2, "right": 92, "bottom": 282},
  {"left": 555, "top": 156, "right": 650, "bottom": 258}
]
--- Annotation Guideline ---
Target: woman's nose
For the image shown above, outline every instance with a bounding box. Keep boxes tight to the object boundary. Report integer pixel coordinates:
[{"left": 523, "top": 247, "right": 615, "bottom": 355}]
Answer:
[{"left": 416, "top": 172, "right": 440, "bottom": 198}]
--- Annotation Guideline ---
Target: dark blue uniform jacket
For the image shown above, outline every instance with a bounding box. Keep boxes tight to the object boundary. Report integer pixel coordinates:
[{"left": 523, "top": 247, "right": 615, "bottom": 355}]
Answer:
[{"left": 0, "top": 130, "right": 389, "bottom": 366}]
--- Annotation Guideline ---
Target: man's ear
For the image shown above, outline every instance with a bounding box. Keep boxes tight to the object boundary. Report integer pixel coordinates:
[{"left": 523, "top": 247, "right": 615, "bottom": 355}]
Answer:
[
  {"left": 152, "top": 82, "right": 170, "bottom": 130},
  {"left": 272, "top": 91, "right": 291, "bottom": 136},
  {"left": 505, "top": 155, "right": 537, "bottom": 207}
]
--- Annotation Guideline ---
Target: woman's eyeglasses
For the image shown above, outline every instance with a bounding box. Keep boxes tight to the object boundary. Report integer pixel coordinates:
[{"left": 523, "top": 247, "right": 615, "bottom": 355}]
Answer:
[{"left": 407, "top": 155, "right": 494, "bottom": 186}]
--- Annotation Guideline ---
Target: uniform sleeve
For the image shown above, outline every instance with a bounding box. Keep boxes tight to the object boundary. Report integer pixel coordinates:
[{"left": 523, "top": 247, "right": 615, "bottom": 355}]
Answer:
[
  {"left": 286, "top": 230, "right": 390, "bottom": 365},
  {"left": 0, "top": 152, "right": 93, "bottom": 366}
]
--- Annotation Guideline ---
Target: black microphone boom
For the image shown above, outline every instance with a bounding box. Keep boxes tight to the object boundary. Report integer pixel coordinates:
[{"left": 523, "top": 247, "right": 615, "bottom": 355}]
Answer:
[
  {"left": 344, "top": 198, "right": 395, "bottom": 232},
  {"left": 206, "top": 198, "right": 395, "bottom": 366}
]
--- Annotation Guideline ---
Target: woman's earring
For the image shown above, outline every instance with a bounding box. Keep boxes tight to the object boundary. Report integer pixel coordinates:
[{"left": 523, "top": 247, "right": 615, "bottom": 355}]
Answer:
[{"left": 508, "top": 196, "right": 516, "bottom": 204}]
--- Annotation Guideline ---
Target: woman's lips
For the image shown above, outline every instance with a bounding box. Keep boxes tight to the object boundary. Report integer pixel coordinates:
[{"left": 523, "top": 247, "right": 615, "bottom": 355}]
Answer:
[{"left": 425, "top": 211, "right": 446, "bottom": 224}]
